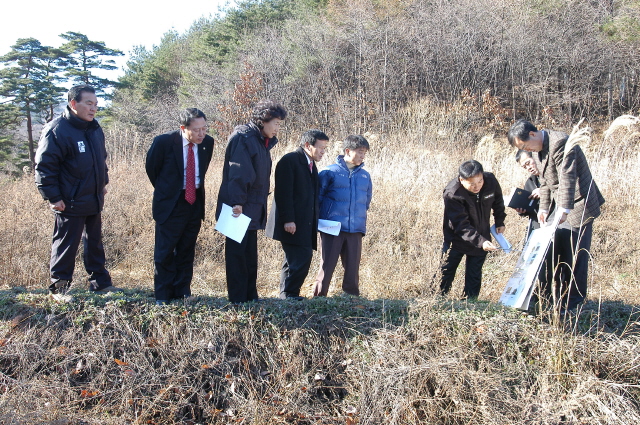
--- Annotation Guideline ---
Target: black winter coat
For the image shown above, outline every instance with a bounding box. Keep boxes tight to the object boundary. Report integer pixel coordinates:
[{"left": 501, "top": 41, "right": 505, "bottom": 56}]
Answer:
[
  {"left": 35, "top": 107, "right": 109, "bottom": 216},
  {"left": 266, "top": 147, "right": 319, "bottom": 249},
  {"left": 216, "top": 123, "right": 277, "bottom": 231},
  {"left": 521, "top": 175, "right": 541, "bottom": 223},
  {"left": 442, "top": 172, "right": 506, "bottom": 256}
]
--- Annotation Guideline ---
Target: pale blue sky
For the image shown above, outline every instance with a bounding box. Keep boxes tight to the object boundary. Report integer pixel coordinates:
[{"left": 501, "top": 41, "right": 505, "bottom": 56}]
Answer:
[{"left": 1, "top": 0, "right": 234, "bottom": 79}]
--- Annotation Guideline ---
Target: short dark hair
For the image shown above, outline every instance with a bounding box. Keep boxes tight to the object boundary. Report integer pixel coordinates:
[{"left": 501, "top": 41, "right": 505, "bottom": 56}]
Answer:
[
  {"left": 300, "top": 129, "right": 329, "bottom": 147},
  {"left": 515, "top": 149, "right": 533, "bottom": 163},
  {"left": 343, "top": 135, "right": 370, "bottom": 151},
  {"left": 179, "top": 108, "right": 207, "bottom": 127},
  {"left": 68, "top": 85, "right": 95, "bottom": 103},
  {"left": 507, "top": 119, "right": 538, "bottom": 146},
  {"left": 251, "top": 100, "right": 287, "bottom": 128},
  {"left": 458, "top": 160, "right": 484, "bottom": 179}
]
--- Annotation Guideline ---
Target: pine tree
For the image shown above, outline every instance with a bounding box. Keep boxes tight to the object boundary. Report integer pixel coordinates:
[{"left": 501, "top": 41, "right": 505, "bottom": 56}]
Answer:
[
  {"left": 60, "top": 31, "right": 124, "bottom": 97},
  {"left": 0, "top": 38, "right": 67, "bottom": 166}
]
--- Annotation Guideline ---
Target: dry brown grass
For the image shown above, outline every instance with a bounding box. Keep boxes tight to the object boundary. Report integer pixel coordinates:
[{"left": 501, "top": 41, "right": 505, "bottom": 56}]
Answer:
[
  {"left": 1, "top": 295, "right": 638, "bottom": 424},
  {"left": 1, "top": 110, "right": 639, "bottom": 423}
]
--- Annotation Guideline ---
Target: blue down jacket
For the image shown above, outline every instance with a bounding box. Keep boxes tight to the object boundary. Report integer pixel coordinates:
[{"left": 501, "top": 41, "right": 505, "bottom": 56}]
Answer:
[{"left": 318, "top": 155, "right": 372, "bottom": 234}]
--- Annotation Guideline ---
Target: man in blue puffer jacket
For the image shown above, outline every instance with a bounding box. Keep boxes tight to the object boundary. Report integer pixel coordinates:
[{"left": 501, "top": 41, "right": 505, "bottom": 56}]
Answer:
[{"left": 313, "top": 135, "right": 373, "bottom": 296}]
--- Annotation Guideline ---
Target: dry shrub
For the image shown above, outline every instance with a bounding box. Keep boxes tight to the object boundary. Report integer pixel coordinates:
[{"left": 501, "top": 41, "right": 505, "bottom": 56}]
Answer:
[
  {"left": 0, "top": 296, "right": 638, "bottom": 424},
  {"left": 0, "top": 174, "right": 51, "bottom": 288}
]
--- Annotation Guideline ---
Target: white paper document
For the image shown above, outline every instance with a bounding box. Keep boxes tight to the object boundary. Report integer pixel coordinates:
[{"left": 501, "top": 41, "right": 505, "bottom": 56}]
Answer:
[
  {"left": 318, "top": 219, "right": 341, "bottom": 236},
  {"left": 215, "top": 203, "right": 251, "bottom": 243},
  {"left": 491, "top": 224, "right": 512, "bottom": 253}
]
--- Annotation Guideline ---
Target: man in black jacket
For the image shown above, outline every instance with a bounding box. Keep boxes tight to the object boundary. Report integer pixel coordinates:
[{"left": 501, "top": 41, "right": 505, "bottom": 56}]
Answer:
[
  {"left": 146, "top": 108, "right": 214, "bottom": 304},
  {"left": 514, "top": 149, "right": 541, "bottom": 239},
  {"left": 216, "top": 100, "right": 287, "bottom": 303},
  {"left": 35, "top": 85, "right": 119, "bottom": 302},
  {"left": 267, "top": 130, "right": 329, "bottom": 300},
  {"left": 440, "top": 160, "right": 506, "bottom": 299}
]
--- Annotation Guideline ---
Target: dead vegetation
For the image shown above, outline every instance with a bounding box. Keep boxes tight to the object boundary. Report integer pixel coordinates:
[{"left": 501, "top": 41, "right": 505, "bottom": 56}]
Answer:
[
  {"left": 1, "top": 111, "right": 640, "bottom": 423},
  {"left": 0, "top": 293, "right": 638, "bottom": 424}
]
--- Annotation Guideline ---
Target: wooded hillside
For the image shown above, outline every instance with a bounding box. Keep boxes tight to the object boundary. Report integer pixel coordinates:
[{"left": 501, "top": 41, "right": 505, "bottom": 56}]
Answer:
[{"left": 111, "top": 0, "right": 640, "bottom": 141}]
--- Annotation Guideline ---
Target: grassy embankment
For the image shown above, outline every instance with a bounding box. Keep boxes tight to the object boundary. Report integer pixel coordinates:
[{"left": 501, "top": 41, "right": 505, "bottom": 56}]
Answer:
[{"left": 1, "top": 108, "right": 639, "bottom": 423}]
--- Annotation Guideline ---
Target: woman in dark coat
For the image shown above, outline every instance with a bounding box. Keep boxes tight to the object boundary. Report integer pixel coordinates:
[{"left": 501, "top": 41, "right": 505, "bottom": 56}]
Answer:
[{"left": 216, "top": 100, "right": 287, "bottom": 303}]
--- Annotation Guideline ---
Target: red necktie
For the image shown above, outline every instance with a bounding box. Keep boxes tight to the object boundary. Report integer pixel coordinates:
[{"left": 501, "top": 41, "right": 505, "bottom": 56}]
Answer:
[
  {"left": 309, "top": 161, "right": 313, "bottom": 173},
  {"left": 185, "top": 143, "right": 196, "bottom": 204}
]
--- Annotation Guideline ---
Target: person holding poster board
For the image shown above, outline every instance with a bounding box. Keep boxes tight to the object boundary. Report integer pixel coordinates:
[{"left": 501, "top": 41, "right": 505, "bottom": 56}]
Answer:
[
  {"left": 440, "top": 160, "right": 507, "bottom": 299},
  {"left": 313, "top": 135, "right": 373, "bottom": 297},
  {"left": 508, "top": 120, "right": 605, "bottom": 312},
  {"left": 511, "top": 149, "right": 564, "bottom": 311}
]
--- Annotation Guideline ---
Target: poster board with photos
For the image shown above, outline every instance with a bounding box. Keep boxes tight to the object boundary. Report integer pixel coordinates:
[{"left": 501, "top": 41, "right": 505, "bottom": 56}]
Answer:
[{"left": 499, "top": 214, "right": 561, "bottom": 310}]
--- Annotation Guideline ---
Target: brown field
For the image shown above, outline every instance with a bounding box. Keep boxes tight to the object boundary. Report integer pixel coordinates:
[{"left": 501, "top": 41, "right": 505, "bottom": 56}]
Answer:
[{"left": 0, "top": 111, "right": 639, "bottom": 423}]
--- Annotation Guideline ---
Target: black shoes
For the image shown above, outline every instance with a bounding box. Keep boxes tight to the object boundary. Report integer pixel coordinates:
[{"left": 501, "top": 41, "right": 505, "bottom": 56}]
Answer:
[{"left": 285, "top": 296, "right": 305, "bottom": 301}]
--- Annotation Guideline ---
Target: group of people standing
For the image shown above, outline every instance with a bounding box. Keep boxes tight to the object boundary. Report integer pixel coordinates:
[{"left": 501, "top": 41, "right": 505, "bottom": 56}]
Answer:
[
  {"left": 35, "top": 89, "right": 372, "bottom": 305},
  {"left": 440, "top": 120, "right": 604, "bottom": 313},
  {"left": 34, "top": 84, "right": 602, "bottom": 313},
  {"left": 144, "top": 100, "right": 374, "bottom": 305}
]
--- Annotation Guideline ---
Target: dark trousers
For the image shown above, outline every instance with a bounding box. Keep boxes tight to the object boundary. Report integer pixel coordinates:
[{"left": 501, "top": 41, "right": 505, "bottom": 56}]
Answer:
[
  {"left": 538, "top": 221, "right": 593, "bottom": 310},
  {"left": 313, "top": 231, "right": 362, "bottom": 296},
  {"left": 279, "top": 242, "right": 313, "bottom": 298},
  {"left": 440, "top": 245, "right": 487, "bottom": 298},
  {"left": 225, "top": 230, "right": 259, "bottom": 303},
  {"left": 49, "top": 213, "right": 111, "bottom": 292},
  {"left": 153, "top": 193, "right": 203, "bottom": 301}
]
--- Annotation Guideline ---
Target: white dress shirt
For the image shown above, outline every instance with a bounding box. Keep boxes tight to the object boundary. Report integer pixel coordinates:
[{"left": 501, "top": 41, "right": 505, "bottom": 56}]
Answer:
[{"left": 182, "top": 135, "right": 200, "bottom": 188}]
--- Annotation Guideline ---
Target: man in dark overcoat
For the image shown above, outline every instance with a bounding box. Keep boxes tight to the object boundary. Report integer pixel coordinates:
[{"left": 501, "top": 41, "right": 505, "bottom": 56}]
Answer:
[
  {"left": 508, "top": 119, "right": 605, "bottom": 311},
  {"left": 267, "top": 129, "right": 329, "bottom": 300}
]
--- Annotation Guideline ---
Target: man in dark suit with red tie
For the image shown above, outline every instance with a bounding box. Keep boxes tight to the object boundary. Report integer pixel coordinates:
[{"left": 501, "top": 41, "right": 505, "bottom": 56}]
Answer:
[
  {"left": 508, "top": 120, "right": 605, "bottom": 312},
  {"left": 267, "top": 130, "right": 329, "bottom": 300},
  {"left": 146, "top": 108, "right": 214, "bottom": 305}
]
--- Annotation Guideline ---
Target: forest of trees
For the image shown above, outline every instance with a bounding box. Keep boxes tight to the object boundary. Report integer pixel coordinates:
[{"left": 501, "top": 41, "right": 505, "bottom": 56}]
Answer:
[
  {"left": 0, "top": 32, "right": 122, "bottom": 170},
  {"left": 109, "top": 0, "right": 640, "bottom": 143},
  {"left": 2, "top": 0, "right": 640, "bottom": 172}
]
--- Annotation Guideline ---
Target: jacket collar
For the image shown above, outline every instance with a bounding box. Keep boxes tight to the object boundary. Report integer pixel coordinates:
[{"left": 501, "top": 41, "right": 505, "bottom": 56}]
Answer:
[
  {"left": 537, "top": 130, "right": 550, "bottom": 170},
  {"left": 63, "top": 106, "right": 99, "bottom": 131},
  {"left": 336, "top": 155, "right": 364, "bottom": 173},
  {"left": 295, "top": 146, "right": 313, "bottom": 163},
  {"left": 245, "top": 122, "right": 279, "bottom": 150},
  {"left": 541, "top": 130, "right": 549, "bottom": 154}
]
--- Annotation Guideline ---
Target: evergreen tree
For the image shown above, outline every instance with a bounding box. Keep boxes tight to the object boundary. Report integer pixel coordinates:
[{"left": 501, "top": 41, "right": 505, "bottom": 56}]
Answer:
[
  {"left": 0, "top": 38, "right": 67, "bottom": 166},
  {"left": 60, "top": 31, "right": 124, "bottom": 96},
  {"left": 119, "top": 31, "right": 183, "bottom": 101},
  {"left": 0, "top": 103, "right": 26, "bottom": 173}
]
